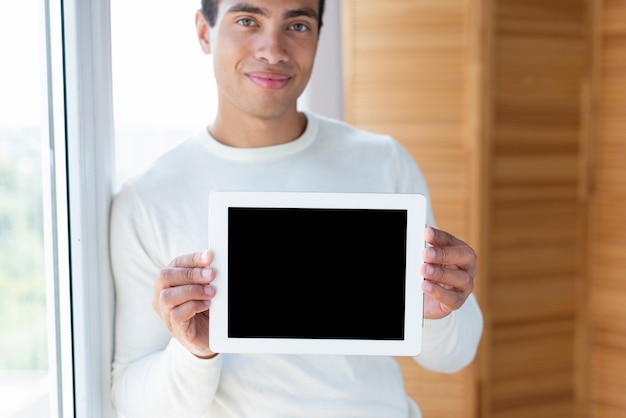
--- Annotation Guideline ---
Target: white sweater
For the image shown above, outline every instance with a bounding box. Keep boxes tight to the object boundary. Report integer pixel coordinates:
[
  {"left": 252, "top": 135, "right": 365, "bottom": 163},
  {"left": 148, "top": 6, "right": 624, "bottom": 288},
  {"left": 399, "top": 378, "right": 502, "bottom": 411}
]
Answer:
[{"left": 110, "top": 112, "right": 483, "bottom": 417}]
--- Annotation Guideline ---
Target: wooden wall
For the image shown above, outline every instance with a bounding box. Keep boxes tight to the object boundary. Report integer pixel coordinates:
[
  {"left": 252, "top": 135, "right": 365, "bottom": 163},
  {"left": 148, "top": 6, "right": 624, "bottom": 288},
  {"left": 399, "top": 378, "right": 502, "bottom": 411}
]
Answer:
[
  {"left": 488, "top": 1, "right": 588, "bottom": 417},
  {"left": 342, "top": 1, "right": 482, "bottom": 416},
  {"left": 341, "top": 0, "right": 626, "bottom": 417},
  {"left": 589, "top": 0, "right": 626, "bottom": 416}
]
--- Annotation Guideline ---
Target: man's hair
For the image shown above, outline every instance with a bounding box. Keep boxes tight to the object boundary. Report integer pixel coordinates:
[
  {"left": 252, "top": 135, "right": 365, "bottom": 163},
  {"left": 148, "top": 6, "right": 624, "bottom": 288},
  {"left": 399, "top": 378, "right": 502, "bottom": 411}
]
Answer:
[{"left": 201, "top": 0, "right": 325, "bottom": 32}]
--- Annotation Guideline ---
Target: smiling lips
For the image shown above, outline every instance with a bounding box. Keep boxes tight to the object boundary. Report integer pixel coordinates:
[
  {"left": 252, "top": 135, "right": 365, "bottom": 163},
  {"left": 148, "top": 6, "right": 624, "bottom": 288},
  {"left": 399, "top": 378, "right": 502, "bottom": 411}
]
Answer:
[{"left": 247, "top": 71, "right": 292, "bottom": 89}]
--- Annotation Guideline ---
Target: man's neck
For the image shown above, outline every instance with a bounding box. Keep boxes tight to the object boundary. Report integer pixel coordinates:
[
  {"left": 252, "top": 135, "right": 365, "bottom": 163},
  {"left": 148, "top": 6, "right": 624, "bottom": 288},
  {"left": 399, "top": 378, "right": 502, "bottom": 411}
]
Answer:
[{"left": 209, "top": 108, "right": 307, "bottom": 148}]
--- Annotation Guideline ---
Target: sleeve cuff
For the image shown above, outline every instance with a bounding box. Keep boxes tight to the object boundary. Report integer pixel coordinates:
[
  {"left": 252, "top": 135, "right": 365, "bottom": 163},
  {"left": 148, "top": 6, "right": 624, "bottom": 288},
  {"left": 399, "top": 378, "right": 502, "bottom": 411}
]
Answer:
[{"left": 166, "top": 338, "right": 223, "bottom": 386}]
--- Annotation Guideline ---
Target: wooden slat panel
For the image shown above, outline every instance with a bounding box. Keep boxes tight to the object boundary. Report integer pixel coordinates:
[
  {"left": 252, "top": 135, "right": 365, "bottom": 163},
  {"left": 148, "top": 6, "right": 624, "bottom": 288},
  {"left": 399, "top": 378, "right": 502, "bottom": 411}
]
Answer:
[
  {"left": 488, "top": 0, "right": 587, "bottom": 416},
  {"left": 593, "top": 404, "right": 626, "bottom": 418},
  {"left": 493, "top": 155, "right": 579, "bottom": 184},
  {"left": 491, "top": 371, "right": 574, "bottom": 410},
  {"left": 490, "top": 277, "right": 576, "bottom": 323},
  {"left": 492, "top": 401, "right": 574, "bottom": 418},
  {"left": 491, "top": 200, "right": 579, "bottom": 249},
  {"left": 491, "top": 245, "right": 577, "bottom": 280},
  {"left": 492, "top": 320, "right": 575, "bottom": 378},
  {"left": 492, "top": 184, "right": 579, "bottom": 201},
  {"left": 494, "top": 126, "right": 581, "bottom": 154},
  {"left": 351, "top": 52, "right": 464, "bottom": 83},
  {"left": 591, "top": 346, "right": 626, "bottom": 411},
  {"left": 592, "top": 287, "right": 626, "bottom": 332},
  {"left": 590, "top": 244, "right": 626, "bottom": 289},
  {"left": 589, "top": 0, "right": 626, "bottom": 416},
  {"left": 491, "top": 320, "right": 575, "bottom": 417},
  {"left": 592, "top": 326, "right": 626, "bottom": 353}
]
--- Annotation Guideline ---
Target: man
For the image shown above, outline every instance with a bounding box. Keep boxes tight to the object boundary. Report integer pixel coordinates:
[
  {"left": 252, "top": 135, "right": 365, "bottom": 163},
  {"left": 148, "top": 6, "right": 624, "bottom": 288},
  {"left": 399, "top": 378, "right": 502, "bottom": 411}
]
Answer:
[{"left": 110, "top": 0, "right": 483, "bottom": 416}]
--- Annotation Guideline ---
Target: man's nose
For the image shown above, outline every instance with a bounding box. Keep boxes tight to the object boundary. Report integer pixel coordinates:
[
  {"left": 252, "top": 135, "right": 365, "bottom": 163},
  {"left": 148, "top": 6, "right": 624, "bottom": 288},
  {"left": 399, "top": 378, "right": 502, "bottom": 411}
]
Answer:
[{"left": 255, "top": 30, "right": 289, "bottom": 64}]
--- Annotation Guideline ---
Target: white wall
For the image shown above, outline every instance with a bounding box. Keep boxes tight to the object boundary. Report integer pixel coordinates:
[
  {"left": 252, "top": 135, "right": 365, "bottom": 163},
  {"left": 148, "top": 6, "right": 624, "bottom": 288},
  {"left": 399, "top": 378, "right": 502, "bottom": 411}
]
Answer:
[{"left": 299, "top": 1, "right": 343, "bottom": 121}]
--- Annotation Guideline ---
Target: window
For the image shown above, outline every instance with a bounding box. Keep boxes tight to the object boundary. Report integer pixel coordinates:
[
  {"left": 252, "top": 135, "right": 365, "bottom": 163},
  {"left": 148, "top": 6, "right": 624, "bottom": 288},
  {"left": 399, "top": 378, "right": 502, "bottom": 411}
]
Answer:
[
  {"left": 1, "top": 0, "right": 116, "bottom": 416},
  {"left": 0, "top": 1, "right": 52, "bottom": 416},
  {"left": 111, "top": 0, "right": 217, "bottom": 186}
]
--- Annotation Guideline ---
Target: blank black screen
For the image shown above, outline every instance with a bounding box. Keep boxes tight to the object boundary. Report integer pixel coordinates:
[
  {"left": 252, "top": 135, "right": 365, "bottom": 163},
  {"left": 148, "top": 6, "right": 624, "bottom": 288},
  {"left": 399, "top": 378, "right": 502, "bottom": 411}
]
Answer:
[{"left": 227, "top": 207, "right": 408, "bottom": 340}]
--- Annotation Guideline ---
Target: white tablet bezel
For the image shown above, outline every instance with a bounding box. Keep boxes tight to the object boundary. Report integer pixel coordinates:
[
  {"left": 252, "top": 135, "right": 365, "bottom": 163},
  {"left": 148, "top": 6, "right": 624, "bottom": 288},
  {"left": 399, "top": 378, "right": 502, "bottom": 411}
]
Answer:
[{"left": 208, "top": 191, "right": 426, "bottom": 356}]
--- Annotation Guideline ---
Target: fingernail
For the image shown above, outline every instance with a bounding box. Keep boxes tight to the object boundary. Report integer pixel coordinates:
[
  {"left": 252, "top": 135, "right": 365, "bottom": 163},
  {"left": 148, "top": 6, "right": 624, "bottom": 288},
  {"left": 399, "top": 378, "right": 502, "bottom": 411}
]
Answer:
[
  {"left": 425, "top": 264, "right": 435, "bottom": 276},
  {"left": 201, "top": 251, "right": 210, "bottom": 264},
  {"left": 426, "top": 247, "right": 436, "bottom": 260},
  {"left": 422, "top": 281, "right": 433, "bottom": 292},
  {"left": 202, "top": 267, "right": 213, "bottom": 278},
  {"left": 204, "top": 285, "right": 214, "bottom": 296}
]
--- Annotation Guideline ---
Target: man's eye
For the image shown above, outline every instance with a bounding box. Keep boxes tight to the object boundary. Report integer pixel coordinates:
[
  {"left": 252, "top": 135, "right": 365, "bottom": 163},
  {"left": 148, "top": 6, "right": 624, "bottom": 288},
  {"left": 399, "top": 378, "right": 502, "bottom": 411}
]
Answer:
[
  {"left": 290, "top": 23, "right": 310, "bottom": 32},
  {"left": 237, "top": 18, "right": 256, "bottom": 27}
]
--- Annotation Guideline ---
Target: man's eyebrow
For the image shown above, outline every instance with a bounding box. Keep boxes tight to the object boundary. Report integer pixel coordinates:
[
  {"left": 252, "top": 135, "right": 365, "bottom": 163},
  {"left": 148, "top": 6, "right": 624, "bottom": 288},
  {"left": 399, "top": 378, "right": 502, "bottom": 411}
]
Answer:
[
  {"left": 225, "top": 3, "right": 319, "bottom": 22},
  {"left": 226, "top": 3, "right": 270, "bottom": 17},
  {"left": 283, "top": 7, "right": 319, "bottom": 22}
]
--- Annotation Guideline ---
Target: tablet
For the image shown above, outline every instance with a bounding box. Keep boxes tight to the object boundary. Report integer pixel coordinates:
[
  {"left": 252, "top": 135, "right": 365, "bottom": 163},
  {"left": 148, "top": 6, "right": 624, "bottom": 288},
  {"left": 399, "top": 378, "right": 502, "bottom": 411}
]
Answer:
[{"left": 207, "top": 191, "right": 427, "bottom": 356}]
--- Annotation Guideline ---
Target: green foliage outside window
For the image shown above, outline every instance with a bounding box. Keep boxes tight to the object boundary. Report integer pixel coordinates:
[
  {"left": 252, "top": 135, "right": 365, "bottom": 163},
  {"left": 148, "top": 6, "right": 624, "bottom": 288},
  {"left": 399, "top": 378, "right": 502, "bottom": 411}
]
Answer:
[{"left": 0, "top": 128, "right": 48, "bottom": 371}]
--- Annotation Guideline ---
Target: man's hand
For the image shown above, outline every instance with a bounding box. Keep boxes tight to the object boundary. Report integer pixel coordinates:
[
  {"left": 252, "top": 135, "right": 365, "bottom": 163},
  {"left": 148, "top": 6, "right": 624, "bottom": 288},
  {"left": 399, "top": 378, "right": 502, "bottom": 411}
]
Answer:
[
  {"left": 421, "top": 227, "right": 477, "bottom": 320},
  {"left": 153, "top": 250, "right": 217, "bottom": 358}
]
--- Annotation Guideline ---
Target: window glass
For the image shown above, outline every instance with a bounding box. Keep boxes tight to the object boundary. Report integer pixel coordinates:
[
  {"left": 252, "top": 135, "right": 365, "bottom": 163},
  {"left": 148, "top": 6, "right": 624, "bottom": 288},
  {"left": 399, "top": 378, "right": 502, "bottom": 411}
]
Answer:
[
  {"left": 111, "top": 0, "right": 217, "bottom": 186},
  {"left": 0, "top": 0, "right": 51, "bottom": 416}
]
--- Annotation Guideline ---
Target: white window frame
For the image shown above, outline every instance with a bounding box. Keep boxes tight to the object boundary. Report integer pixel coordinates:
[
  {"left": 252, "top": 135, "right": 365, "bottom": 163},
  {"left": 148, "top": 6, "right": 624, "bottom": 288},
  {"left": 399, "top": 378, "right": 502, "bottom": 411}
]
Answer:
[{"left": 42, "top": 0, "right": 116, "bottom": 416}]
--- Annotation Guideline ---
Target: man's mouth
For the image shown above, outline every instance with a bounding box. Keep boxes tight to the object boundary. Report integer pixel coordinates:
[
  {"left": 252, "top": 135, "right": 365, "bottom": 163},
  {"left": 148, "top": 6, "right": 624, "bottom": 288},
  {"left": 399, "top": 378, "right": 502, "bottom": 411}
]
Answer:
[{"left": 247, "top": 72, "right": 292, "bottom": 90}]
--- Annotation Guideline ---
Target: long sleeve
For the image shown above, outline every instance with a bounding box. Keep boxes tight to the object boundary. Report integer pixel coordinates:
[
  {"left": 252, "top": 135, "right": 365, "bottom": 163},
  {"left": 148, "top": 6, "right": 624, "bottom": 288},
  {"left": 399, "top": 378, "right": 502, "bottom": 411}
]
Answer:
[
  {"left": 415, "top": 293, "right": 483, "bottom": 373},
  {"left": 109, "top": 183, "right": 222, "bottom": 417},
  {"left": 113, "top": 339, "right": 222, "bottom": 417}
]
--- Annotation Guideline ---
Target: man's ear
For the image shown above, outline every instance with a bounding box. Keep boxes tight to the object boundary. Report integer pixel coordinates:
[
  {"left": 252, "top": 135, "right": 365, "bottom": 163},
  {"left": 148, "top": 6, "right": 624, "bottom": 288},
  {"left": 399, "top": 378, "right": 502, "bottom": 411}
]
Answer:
[{"left": 196, "top": 10, "right": 211, "bottom": 54}]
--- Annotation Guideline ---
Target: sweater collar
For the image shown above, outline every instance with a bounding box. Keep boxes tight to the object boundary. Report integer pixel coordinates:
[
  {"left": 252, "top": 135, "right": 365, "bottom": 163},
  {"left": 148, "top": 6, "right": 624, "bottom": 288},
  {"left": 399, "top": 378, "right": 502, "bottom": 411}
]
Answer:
[{"left": 198, "top": 111, "right": 318, "bottom": 163}]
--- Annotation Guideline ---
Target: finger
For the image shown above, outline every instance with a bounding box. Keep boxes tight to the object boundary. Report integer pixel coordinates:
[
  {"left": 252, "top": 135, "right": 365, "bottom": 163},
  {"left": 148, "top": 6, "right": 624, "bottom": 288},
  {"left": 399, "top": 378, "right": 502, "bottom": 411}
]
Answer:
[
  {"left": 158, "top": 283, "right": 216, "bottom": 312},
  {"left": 159, "top": 265, "right": 216, "bottom": 288},
  {"left": 422, "top": 279, "right": 468, "bottom": 312},
  {"left": 170, "top": 299, "right": 212, "bottom": 327},
  {"left": 154, "top": 283, "right": 216, "bottom": 319},
  {"left": 168, "top": 250, "right": 214, "bottom": 269},
  {"left": 425, "top": 227, "right": 466, "bottom": 247},
  {"left": 153, "top": 258, "right": 215, "bottom": 316},
  {"left": 423, "top": 241, "right": 477, "bottom": 272},
  {"left": 421, "top": 263, "right": 474, "bottom": 294}
]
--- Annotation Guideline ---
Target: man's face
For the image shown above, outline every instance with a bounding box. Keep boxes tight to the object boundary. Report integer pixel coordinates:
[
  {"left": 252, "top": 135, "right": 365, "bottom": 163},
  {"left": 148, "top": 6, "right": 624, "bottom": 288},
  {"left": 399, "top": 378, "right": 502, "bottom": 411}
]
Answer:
[{"left": 197, "top": 0, "right": 320, "bottom": 121}]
